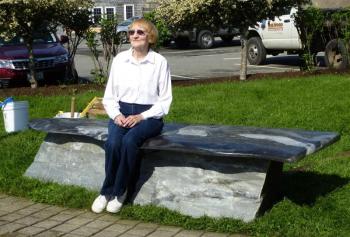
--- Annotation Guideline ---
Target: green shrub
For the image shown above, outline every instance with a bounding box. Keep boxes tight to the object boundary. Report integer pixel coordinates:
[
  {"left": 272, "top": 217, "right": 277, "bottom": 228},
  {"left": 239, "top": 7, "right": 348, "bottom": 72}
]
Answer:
[{"left": 144, "top": 11, "right": 172, "bottom": 49}]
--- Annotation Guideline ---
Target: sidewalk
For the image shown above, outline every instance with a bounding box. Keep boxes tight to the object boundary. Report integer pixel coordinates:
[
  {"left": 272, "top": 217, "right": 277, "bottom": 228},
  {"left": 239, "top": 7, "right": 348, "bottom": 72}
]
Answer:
[{"left": 0, "top": 193, "right": 243, "bottom": 237}]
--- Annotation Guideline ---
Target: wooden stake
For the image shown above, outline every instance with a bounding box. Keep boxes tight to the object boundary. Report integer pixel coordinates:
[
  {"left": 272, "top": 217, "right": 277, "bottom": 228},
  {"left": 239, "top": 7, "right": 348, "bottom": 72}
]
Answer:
[{"left": 71, "top": 96, "right": 76, "bottom": 118}]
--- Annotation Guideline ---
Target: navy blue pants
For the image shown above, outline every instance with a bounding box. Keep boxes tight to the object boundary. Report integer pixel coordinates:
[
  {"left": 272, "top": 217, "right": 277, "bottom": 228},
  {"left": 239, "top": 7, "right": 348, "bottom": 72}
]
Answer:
[{"left": 100, "top": 101, "right": 163, "bottom": 197}]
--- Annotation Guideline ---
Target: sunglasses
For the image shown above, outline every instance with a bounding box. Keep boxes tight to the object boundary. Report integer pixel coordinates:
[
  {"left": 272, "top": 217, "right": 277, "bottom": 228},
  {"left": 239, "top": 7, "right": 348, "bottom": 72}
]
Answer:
[{"left": 128, "top": 29, "right": 146, "bottom": 36}]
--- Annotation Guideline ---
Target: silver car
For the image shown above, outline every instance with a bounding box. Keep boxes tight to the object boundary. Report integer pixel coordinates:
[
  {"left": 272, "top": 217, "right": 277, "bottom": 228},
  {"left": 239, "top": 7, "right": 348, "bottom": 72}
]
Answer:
[{"left": 116, "top": 16, "right": 141, "bottom": 43}]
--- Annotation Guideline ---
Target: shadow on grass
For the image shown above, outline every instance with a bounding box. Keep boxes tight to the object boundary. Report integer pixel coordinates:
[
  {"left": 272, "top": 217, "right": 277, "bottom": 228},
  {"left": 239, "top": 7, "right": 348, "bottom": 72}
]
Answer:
[{"left": 281, "top": 170, "right": 349, "bottom": 206}]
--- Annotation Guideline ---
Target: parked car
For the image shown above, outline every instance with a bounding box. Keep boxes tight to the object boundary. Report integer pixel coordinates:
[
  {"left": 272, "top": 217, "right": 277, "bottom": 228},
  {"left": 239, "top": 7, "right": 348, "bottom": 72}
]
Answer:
[
  {"left": 116, "top": 16, "right": 142, "bottom": 43},
  {"left": 0, "top": 32, "right": 69, "bottom": 88}
]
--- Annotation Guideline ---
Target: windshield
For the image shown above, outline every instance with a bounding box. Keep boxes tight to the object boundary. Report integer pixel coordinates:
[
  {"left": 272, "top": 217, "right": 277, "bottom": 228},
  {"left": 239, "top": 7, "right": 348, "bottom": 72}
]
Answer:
[
  {"left": 0, "top": 32, "right": 57, "bottom": 46},
  {"left": 119, "top": 20, "right": 132, "bottom": 26},
  {"left": 118, "top": 16, "right": 141, "bottom": 27}
]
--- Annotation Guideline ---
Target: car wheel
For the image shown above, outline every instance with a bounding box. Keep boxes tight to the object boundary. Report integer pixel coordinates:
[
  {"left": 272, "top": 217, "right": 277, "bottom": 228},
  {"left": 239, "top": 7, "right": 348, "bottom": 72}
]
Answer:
[
  {"left": 118, "top": 32, "right": 128, "bottom": 44},
  {"left": 247, "top": 37, "right": 266, "bottom": 65},
  {"left": 197, "top": 30, "right": 214, "bottom": 49},
  {"left": 324, "top": 39, "right": 349, "bottom": 69}
]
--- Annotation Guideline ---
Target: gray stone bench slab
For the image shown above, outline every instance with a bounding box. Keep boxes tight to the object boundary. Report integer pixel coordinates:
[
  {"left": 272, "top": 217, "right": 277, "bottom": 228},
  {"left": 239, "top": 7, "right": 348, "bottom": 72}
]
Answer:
[
  {"left": 25, "top": 118, "right": 339, "bottom": 222},
  {"left": 28, "top": 118, "right": 339, "bottom": 162}
]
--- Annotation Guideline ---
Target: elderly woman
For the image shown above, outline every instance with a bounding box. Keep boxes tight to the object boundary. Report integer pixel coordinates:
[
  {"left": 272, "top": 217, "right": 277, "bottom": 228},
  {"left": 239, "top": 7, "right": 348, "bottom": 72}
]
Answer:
[{"left": 91, "top": 19, "right": 172, "bottom": 213}]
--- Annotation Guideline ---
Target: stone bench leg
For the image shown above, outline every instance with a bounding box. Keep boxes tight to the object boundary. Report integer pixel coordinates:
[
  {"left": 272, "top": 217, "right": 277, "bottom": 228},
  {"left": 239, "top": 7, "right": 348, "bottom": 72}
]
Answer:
[
  {"left": 133, "top": 151, "right": 283, "bottom": 222},
  {"left": 25, "top": 133, "right": 106, "bottom": 191}
]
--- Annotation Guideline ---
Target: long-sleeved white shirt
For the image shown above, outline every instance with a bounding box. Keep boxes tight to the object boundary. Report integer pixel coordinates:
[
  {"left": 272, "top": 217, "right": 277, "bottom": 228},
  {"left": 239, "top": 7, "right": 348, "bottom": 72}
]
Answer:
[{"left": 103, "top": 48, "right": 172, "bottom": 120}]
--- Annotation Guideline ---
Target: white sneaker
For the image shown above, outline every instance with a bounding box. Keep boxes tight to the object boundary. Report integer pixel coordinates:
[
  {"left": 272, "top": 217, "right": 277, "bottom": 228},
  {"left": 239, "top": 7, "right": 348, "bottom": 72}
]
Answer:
[
  {"left": 106, "top": 192, "right": 127, "bottom": 213},
  {"left": 91, "top": 195, "right": 108, "bottom": 213}
]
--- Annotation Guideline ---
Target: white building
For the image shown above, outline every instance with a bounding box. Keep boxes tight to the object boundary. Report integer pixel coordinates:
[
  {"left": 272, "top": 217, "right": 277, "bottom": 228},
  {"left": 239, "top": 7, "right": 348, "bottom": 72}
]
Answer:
[{"left": 92, "top": 0, "right": 157, "bottom": 23}]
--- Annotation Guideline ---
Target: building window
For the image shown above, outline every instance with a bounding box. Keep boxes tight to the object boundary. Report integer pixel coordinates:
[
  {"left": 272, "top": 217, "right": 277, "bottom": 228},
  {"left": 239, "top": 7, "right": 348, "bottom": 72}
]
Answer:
[
  {"left": 124, "top": 4, "right": 134, "bottom": 20},
  {"left": 93, "top": 7, "right": 103, "bottom": 24},
  {"left": 105, "top": 7, "right": 115, "bottom": 20}
]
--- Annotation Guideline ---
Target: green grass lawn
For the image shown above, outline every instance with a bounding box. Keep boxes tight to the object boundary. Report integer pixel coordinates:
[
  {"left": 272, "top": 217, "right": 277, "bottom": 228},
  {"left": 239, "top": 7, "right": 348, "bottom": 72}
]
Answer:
[{"left": 1, "top": 74, "right": 350, "bottom": 236}]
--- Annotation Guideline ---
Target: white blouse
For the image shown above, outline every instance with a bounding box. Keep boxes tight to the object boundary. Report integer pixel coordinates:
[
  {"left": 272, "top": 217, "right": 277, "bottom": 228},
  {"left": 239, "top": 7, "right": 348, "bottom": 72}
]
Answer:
[{"left": 103, "top": 48, "right": 172, "bottom": 120}]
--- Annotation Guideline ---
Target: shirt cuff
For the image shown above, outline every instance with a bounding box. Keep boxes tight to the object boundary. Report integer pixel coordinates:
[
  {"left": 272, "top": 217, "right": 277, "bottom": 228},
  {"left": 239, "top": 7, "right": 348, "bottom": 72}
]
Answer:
[{"left": 108, "top": 109, "right": 121, "bottom": 121}]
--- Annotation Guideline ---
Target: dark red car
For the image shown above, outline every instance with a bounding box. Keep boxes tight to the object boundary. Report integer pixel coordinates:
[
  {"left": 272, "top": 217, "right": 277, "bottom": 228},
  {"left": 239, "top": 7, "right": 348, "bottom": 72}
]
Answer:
[{"left": 0, "top": 32, "right": 69, "bottom": 88}]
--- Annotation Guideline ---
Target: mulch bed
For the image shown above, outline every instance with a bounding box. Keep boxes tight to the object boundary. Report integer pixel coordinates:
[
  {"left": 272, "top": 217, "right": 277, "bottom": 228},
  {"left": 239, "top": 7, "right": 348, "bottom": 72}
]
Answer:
[{"left": 1, "top": 69, "right": 349, "bottom": 97}]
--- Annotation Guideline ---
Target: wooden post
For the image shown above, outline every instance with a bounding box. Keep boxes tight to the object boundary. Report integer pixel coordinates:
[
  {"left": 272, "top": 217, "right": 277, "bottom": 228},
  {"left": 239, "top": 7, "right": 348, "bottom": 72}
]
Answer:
[
  {"left": 70, "top": 96, "right": 76, "bottom": 118},
  {"left": 240, "top": 32, "right": 248, "bottom": 81}
]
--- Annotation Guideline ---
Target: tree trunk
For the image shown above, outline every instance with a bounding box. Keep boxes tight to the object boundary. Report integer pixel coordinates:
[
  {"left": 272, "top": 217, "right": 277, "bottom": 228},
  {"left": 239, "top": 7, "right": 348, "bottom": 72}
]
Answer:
[
  {"left": 66, "top": 28, "right": 80, "bottom": 82},
  {"left": 26, "top": 42, "right": 38, "bottom": 88},
  {"left": 240, "top": 34, "right": 248, "bottom": 81}
]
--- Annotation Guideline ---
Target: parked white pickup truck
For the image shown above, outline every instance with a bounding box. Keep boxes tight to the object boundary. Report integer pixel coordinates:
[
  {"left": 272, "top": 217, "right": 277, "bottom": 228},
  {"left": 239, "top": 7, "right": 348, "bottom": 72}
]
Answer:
[{"left": 246, "top": 7, "right": 348, "bottom": 69}]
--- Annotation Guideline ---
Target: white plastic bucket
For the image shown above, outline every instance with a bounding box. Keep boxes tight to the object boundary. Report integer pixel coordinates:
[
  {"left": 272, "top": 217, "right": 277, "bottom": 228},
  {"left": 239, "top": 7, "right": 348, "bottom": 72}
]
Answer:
[{"left": 2, "top": 101, "right": 29, "bottom": 133}]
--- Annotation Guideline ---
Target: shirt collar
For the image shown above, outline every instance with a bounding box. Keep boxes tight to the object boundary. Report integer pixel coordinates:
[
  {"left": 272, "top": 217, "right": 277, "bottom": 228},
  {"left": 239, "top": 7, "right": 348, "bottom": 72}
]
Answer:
[{"left": 124, "top": 48, "right": 155, "bottom": 64}]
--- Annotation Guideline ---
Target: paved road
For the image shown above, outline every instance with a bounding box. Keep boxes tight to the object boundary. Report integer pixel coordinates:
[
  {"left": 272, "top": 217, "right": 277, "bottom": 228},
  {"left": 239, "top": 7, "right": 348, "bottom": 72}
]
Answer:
[
  {"left": 0, "top": 193, "right": 243, "bottom": 237},
  {"left": 75, "top": 38, "right": 301, "bottom": 82}
]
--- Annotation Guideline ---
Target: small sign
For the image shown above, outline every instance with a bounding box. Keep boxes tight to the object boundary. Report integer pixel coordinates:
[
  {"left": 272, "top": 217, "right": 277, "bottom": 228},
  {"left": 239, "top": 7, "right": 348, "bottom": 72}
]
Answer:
[{"left": 268, "top": 22, "right": 283, "bottom": 31}]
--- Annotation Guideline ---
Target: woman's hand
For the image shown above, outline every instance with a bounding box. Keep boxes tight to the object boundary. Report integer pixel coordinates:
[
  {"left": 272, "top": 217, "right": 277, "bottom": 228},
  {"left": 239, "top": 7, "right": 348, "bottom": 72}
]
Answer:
[
  {"left": 114, "top": 114, "right": 126, "bottom": 127},
  {"left": 124, "top": 114, "right": 143, "bottom": 128}
]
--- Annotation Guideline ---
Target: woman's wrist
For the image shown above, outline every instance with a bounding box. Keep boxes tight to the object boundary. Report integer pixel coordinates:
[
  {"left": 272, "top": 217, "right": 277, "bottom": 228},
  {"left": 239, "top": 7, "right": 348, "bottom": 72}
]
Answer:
[{"left": 138, "top": 114, "right": 144, "bottom": 121}]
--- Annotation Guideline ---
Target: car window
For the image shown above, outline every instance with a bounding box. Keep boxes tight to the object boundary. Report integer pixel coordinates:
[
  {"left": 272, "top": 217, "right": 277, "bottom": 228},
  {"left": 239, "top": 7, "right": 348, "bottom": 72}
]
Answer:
[
  {"left": 119, "top": 20, "right": 132, "bottom": 26},
  {"left": 0, "top": 36, "right": 24, "bottom": 46},
  {"left": 0, "top": 32, "right": 57, "bottom": 46},
  {"left": 33, "top": 32, "right": 56, "bottom": 43},
  {"left": 118, "top": 16, "right": 141, "bottom": 27},
  {"left": 282, "top": 7, "right": 291, "bottom": 15}
]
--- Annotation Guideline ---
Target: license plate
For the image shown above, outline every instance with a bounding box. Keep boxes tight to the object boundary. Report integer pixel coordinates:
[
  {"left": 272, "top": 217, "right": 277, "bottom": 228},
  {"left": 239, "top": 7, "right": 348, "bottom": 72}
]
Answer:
[{"left": 27, "top": 72, "right": 44, "bottom": 81}]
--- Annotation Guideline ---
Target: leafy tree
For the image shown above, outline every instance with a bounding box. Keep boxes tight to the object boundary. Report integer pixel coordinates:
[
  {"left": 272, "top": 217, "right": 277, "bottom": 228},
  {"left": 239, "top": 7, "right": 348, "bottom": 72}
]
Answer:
[
  {"left": 294, "top": 6, "right": 324, "bottom": 71},
  {"left": 143, "top": 11, "right": 172, "bottom": 49},
  {"left": 59, "top": 0, "right": 94, "bottom": 83},
  {"left": 86, "top": 16, "right": 122, "bottom": 85},
  {"left": 330, "top": 8, "right": 350, "bottom": 58},
  {"left": 155, "top": 0, "right": 310, "bottom": 80},
  {"left": 100, "top": 17, "right": 122, "bottom": 74},
  {"left": 85, "top": 30, "right": 104, "bottom": 84}
]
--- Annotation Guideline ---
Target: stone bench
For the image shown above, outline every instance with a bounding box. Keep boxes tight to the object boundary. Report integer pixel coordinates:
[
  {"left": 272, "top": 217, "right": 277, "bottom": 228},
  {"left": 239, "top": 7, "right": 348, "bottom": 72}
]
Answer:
[{"left": 25, "top": 118, "right": 339, "bottom": 222}]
